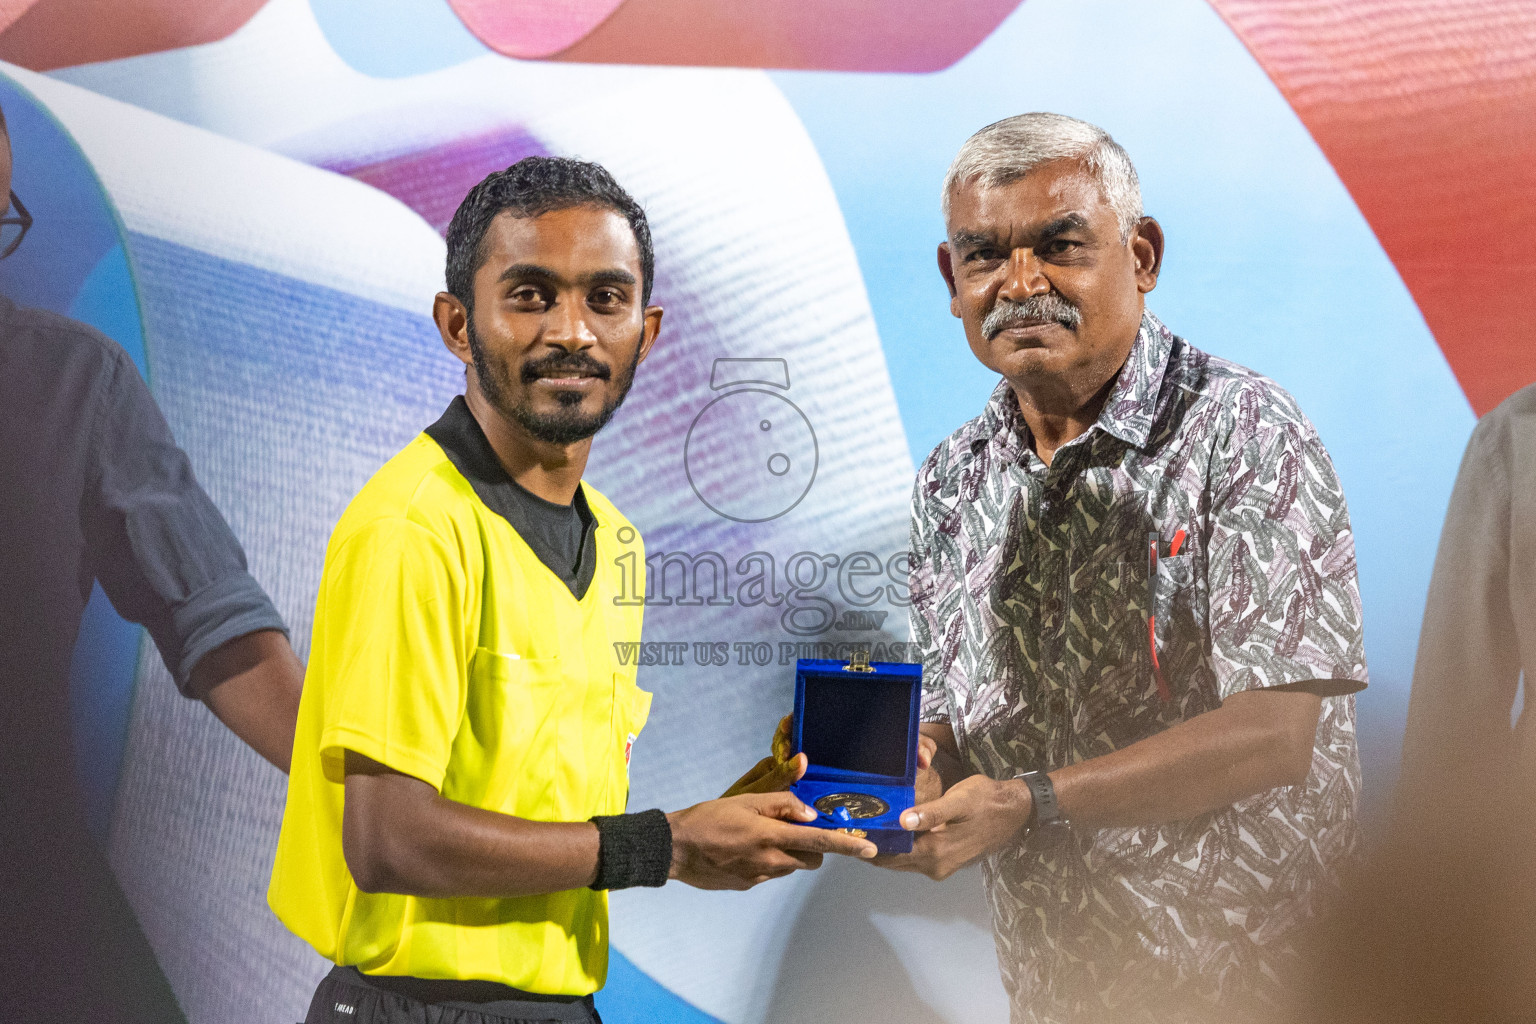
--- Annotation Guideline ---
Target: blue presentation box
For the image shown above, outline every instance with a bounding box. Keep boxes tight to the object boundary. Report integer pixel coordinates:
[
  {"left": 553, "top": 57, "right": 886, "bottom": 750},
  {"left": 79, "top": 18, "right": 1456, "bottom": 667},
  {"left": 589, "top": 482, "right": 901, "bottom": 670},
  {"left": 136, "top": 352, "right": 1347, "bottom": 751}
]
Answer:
[{"left": 789, "top": 655, "right": 922, "bottom": 855}]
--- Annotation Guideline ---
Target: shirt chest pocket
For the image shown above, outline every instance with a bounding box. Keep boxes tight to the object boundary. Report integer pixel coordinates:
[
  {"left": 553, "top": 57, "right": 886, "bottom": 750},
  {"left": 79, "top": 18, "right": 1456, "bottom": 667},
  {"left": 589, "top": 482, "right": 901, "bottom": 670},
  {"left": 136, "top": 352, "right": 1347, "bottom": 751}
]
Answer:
[
  {"left": 1083, "top": 556, "right": 1198, "bottom": 699},
  {"left": 450, "top": 649, "right": 655, "bottom": 822},
  {"left": 449, "top": 648, "right": 569, "bottom": 817},
  {"left": 1152, "top": 553, "right": 1196, "bottom": 637}
]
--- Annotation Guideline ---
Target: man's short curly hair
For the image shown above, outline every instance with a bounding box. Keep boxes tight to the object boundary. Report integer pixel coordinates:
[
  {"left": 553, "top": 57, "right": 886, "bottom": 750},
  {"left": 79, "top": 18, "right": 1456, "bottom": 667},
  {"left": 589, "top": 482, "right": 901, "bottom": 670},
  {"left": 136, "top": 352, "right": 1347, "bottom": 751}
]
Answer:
[{"left": 445, "top": 156, "right": 654, "bottom": 311}]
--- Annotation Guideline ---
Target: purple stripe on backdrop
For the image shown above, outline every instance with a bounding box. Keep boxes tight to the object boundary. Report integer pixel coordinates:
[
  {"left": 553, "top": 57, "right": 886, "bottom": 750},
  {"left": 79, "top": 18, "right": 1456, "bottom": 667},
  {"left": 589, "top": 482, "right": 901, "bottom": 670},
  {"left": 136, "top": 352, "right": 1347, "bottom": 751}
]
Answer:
[{"left": 325, "top": 127, "right": 548, "bottom": 234}]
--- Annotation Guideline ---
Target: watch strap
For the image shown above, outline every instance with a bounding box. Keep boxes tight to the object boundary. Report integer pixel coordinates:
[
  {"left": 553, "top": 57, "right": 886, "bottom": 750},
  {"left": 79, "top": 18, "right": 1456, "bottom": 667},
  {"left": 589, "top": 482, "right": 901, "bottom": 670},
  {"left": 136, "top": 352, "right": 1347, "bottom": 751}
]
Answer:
[{"left": 1016, "top": 770, "right": 1060, "bottom": 830}]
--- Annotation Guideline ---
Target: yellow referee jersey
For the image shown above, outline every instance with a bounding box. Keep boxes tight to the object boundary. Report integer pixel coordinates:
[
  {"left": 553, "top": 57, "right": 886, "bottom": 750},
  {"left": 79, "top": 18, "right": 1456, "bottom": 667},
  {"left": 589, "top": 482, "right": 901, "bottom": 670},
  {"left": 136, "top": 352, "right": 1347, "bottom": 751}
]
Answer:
[{"left": 269, "top": 422, "right": 648, "bottom": 994}]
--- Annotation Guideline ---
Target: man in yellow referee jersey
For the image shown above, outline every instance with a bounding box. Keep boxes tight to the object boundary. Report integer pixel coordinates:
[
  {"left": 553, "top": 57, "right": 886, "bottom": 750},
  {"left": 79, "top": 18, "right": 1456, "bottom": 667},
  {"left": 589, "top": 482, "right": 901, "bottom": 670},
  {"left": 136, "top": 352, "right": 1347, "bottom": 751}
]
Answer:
[{"left": 269, "top": 158, "right": 876, "bottom": 1024}]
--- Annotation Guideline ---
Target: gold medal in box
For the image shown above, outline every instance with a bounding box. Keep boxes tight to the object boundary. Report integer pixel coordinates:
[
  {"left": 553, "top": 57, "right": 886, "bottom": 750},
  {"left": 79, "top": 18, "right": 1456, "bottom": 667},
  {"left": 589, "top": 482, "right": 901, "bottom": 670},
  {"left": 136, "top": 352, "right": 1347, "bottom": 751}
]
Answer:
[{"left": 788, "top": 651, "right": 922, "bottom": 854}]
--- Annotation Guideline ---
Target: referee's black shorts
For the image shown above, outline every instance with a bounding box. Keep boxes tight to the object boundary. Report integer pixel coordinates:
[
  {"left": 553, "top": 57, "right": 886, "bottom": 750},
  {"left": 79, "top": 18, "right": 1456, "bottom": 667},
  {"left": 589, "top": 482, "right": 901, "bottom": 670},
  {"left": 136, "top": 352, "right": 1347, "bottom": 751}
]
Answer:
[{"left": 304, "top": 966, "right": 602, "bottom": 1024}]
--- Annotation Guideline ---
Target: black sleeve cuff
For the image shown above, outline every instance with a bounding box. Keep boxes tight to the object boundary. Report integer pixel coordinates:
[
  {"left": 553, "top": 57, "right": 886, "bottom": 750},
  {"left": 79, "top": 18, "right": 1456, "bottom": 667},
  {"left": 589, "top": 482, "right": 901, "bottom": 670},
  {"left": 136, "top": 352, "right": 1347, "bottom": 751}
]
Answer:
[{"left": 589, "top": 809, "right": 672, "bottom": 890}]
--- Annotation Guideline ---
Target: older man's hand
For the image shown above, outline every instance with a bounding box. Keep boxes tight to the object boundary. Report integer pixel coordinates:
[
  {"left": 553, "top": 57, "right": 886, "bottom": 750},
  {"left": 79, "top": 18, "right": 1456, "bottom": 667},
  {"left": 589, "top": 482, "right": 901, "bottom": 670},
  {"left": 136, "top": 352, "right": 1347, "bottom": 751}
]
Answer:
[
  {"left": 872, "top": 774, "right": 1032, "bottom": 880},
  {"left": 914, "top": 732, "right": 943, "bottom": 804}
]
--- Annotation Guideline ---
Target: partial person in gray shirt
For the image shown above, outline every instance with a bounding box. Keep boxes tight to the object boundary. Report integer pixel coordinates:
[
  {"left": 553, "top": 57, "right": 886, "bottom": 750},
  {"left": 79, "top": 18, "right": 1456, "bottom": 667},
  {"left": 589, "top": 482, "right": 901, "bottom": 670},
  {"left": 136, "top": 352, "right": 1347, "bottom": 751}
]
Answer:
[
  {"left": 1403, "top": 383, "right": 1536, "bottom": 784},
  {"left": 1300, "top": 383, "right": 1536, "bottom": 1024},
  {"left": 0, "top": 102, "right": 303, "bottom": 1023}
]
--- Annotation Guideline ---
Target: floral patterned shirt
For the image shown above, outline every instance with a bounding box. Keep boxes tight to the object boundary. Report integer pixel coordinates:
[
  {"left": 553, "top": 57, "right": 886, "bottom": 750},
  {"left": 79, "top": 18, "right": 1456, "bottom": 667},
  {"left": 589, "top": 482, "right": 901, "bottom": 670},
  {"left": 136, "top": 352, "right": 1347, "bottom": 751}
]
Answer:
[{"left": 908, "top": 312, "right": 1367, "bottom": 1023}]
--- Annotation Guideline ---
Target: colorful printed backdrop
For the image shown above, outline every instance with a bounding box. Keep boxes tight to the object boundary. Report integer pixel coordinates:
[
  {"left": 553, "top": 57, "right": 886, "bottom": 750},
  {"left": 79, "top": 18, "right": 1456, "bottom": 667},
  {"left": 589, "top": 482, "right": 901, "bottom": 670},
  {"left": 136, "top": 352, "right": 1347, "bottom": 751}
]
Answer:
[{"left": 2, "top": 0, "right": 1530, "bottom": 1021}]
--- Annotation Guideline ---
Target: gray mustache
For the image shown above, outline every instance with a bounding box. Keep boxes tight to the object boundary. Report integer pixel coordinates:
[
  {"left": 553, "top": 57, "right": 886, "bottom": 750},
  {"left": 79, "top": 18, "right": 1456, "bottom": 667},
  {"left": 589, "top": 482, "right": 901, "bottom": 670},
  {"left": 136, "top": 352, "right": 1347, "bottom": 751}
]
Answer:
[{"left": 982, "top": 295, "right": 1082, "bottom": 339}]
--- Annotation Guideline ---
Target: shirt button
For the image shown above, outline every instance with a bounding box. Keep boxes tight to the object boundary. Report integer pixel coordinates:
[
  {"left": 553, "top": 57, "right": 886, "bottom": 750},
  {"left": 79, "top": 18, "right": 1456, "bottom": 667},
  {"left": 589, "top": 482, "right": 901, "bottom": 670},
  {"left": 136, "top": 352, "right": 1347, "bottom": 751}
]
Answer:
[{"left": 1049, "top": 694, "right": 1067, "bottom": 717}]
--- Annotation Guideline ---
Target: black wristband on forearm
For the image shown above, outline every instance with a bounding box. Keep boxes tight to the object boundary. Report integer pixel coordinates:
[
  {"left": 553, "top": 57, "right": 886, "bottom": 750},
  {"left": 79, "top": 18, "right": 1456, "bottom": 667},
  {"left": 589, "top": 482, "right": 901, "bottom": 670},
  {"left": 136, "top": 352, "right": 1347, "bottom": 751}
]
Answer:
[{"left": 589, "top": 809, "right": 673, "bottom": 890}]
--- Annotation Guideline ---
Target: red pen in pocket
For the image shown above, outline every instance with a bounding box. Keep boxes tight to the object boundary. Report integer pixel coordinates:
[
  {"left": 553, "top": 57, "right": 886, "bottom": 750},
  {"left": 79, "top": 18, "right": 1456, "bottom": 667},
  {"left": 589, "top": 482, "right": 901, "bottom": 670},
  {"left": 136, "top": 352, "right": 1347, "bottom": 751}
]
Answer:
[{"left": 1145, "top": 528, "right": 1185, "bottom": 702}]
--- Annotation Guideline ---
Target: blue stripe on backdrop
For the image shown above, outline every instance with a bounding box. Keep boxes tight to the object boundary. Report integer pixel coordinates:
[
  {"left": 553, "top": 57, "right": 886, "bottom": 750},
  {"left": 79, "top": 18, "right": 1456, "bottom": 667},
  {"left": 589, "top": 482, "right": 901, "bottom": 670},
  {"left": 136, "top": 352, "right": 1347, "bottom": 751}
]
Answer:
[
  {"left": 772, "top": 0, "right": 1474, "bottom": 812},
  {"left": 309, "top": 0, "right": 490, "bottom": 78},
  {"left": 70, "top": 242, "right": 148, "bottom": 373},
  {"left": 598, "top": 949, "right": 724, "bottom": 1024},
  {"left": 0, "top": 76, "right": 122, "bottom": 313}
]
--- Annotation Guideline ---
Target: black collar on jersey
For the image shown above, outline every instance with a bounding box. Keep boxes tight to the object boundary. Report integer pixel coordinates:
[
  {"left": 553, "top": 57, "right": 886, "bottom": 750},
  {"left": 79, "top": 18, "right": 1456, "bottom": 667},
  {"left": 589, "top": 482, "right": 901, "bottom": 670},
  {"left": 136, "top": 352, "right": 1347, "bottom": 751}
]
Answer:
[{"left": 424, "top": 395, "right": 597, "bottom": 600}]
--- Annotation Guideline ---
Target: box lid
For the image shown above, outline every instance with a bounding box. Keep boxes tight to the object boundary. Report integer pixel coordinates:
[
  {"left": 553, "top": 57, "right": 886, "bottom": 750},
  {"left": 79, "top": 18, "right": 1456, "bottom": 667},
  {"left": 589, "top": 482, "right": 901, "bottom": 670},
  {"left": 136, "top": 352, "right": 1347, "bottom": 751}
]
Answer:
[{"left": 793, "top": 656, "right": 922, "bottom": 787}]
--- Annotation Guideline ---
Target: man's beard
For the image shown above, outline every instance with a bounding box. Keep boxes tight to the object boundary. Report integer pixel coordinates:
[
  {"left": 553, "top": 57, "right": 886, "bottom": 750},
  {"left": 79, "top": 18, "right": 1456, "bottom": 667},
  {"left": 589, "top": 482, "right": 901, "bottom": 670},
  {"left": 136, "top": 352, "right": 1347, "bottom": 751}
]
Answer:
[
  {"left": 981, "top": 292, "right": 1082, "bottom": 340},
  {"left": 467, "top": 318, "right": 643, "bottom": 445}
]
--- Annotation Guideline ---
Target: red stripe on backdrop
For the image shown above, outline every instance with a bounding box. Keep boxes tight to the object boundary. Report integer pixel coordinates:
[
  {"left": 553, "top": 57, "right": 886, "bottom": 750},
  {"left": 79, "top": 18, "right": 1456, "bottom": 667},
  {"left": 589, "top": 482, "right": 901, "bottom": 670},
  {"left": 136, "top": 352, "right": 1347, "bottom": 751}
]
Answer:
[
  {"left": 327, "top": 127, "right": 549, "bottom": 236},
  {"left": 445, "top": 0, "right": 1025, "bottom": 72},
  {"left": 1208, "top": 0, "right": 1536, "bottom": 416},
  {"left": 0, "top": 0, "right": 267, "bottom": 70},
  {"left": 445, "top": 0, "right": 627, "bottom": 59},
  {"left": 0, "top": 1, "right": 41, "bottom": 37}
]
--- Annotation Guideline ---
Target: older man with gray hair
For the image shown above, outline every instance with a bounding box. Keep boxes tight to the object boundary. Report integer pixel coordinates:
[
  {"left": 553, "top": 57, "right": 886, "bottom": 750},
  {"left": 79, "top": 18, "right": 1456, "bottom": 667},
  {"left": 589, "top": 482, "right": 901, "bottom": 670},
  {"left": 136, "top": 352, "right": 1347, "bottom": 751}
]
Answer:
[{"left": 877, "top": 113, "right": 1368, "bottom": 1022}]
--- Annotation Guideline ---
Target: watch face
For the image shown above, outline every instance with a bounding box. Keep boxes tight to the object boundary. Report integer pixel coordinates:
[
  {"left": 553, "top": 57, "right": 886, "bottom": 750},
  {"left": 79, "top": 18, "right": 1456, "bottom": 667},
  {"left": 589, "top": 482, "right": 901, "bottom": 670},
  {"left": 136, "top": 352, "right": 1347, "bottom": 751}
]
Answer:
[
  {"left": 814, "top": 792, "right": 890, "bottom": 820},
  {"left": 1029, "top": 818, "right": 1074, "bottom": 849}
]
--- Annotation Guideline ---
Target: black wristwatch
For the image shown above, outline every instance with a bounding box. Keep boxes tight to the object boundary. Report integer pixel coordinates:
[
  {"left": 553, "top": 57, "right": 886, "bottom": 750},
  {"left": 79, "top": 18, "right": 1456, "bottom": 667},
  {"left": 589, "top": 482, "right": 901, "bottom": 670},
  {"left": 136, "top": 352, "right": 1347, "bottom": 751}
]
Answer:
[{"left": 1015, "top": 770, "right": 1071, "bottom": 840}]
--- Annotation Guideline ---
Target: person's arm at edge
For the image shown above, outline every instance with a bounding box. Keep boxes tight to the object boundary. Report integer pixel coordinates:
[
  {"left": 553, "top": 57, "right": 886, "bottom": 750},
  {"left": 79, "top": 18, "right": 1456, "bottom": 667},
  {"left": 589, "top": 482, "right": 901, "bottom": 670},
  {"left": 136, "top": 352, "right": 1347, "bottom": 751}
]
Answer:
[
  {"left": 189, "top": 628, "right": 304, "bottom": 773},
  {"left": 341, "top": 751, "right": 879, "bottom": 898},
  {"left": 1031, "top": 685, "right": 1320, "bottom": 828},
  {"left": 83, "top": 342, "right": 303, "bottom": 771}
]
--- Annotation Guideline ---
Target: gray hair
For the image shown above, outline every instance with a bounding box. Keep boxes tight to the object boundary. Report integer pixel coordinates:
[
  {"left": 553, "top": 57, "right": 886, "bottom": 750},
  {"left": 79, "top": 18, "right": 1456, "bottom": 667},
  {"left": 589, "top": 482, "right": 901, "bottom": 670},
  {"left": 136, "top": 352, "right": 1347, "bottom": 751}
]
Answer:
[{"left": 941, "top": 112, "right": 1142, "bottom": 240}]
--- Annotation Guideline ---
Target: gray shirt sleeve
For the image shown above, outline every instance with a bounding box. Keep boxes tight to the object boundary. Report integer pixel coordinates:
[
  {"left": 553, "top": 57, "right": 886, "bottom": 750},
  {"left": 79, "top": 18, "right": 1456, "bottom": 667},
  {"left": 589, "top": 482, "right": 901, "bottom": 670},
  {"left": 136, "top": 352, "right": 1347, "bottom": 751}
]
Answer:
[
  {"left": 1205, "top": 403, "right": 1369, "bottom": 698},
  {"left": 81, "top": 345, "right": 286, "bottom": 695}
]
